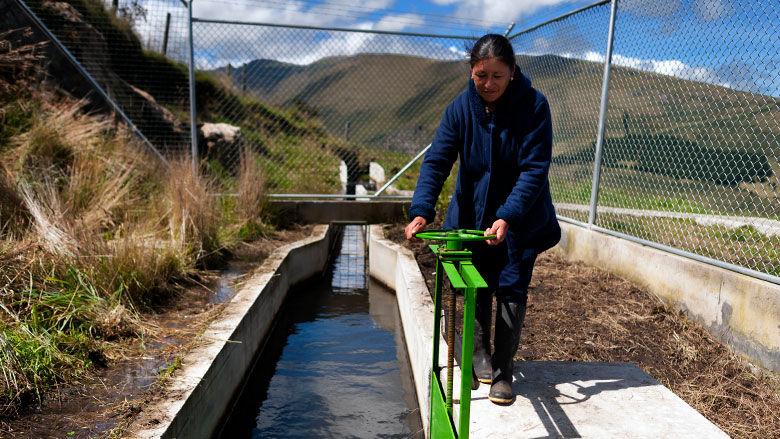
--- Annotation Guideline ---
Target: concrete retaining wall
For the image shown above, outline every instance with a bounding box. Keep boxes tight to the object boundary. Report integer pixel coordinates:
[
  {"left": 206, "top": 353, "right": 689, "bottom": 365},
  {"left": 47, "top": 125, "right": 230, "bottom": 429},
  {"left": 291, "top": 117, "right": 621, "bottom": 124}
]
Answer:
[
  {"left": 555, "top": 222, "right": 780, "bottom": 373},
  {"left": 127, "top": 225, "right": 337, "bottom": 438}
]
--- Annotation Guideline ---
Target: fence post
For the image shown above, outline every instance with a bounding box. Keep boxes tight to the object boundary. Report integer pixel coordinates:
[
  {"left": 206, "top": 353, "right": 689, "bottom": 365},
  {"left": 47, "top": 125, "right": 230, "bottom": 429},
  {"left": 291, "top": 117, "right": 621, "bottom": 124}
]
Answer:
[
  {"left": 503, "top": 22, "right": 515, "bottom": 37},
  {"left": 587, "top": 0, "right": 618, "bottom": 227},
  {"left": 162, "top": 12, "right": 171, "bottom": 56},
  {"left": 187, "top": 0, "right": 198, "bottom": 172}
]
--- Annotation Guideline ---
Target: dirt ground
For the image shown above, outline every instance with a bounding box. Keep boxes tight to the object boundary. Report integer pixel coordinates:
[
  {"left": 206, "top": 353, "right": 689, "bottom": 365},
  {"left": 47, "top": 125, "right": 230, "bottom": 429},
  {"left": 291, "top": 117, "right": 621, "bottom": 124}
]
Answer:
[
  {"left": 0, "top": 226, "right": 313, "bottom": 439},
  {"left": 385, "top": 223, "right": 780, "bottom": 439}
]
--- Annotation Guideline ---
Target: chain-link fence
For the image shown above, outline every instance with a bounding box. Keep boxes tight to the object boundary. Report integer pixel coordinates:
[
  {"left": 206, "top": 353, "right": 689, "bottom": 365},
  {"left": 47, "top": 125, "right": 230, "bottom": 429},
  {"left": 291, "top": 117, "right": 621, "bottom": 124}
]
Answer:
[
  {"left": 510, "top": 2, "right": 612, "bottom": 224},
  {"left": 8, "top": 0, "right": 192, "bottom": 159},
  {"left": 10, "top": 0, "right": 780, "bottom": 281},
  {"left": 191, "top": 18, "right": 475, "bottom": 193},
  {"left": 509, "top": 0, "right": 779, "bottom": 280}
]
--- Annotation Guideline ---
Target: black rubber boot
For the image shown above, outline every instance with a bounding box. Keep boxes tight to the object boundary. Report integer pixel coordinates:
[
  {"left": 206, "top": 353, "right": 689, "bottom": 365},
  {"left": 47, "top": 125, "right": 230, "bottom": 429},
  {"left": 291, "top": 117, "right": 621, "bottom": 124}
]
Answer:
[
  {"left": 472, "top": 293, "right": 493, "bottom": 384},
  {"left": 489, "top": 300, "right": 526, "bottom": 405}
]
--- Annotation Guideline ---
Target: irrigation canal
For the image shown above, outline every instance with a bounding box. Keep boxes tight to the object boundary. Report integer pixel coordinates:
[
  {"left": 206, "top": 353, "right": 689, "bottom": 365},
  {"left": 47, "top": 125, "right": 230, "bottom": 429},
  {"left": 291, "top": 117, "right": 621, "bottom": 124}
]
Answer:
[{"left": 217, "top": 225, "right": 423, "bottom": 438}]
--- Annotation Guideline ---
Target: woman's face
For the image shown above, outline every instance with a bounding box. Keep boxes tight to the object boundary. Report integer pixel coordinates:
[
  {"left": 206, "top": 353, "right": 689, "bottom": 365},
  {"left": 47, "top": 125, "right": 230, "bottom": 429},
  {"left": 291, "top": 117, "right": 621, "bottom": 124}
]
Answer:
[{"left": 471, "top": 57, "right": 513, "bottom": 104}]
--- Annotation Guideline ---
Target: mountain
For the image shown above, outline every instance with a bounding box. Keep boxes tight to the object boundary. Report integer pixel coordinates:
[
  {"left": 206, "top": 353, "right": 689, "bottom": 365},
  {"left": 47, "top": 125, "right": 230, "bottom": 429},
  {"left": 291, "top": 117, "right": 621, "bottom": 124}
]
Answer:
[
  {"left": 218, "top": 52, "right": 778, "bottom": 161},
  {"left": 214, "top": 54, "right": 470, "bottom": 155}
]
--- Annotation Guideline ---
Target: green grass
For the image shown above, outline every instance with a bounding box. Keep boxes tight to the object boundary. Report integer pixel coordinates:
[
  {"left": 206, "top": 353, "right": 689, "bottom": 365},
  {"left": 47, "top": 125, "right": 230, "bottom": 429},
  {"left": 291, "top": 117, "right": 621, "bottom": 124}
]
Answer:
[
  {"left": 550, "top": 177, "right": 711, "bottom": 214},
  {"left": 597, "top": 214, "right": 780, "bottom": 277},
  {"left": 0, "top": 100, "right": 37, "bottom": 152}
]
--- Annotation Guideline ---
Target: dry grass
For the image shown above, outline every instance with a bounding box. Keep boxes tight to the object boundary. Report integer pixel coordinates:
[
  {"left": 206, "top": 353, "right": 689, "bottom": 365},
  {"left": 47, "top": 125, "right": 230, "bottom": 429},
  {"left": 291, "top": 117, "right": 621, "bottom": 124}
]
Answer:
[
  {"left": 0, "top": 91, "right": 262, "bottom": 413},
  {"left": 163, "top": 158, "right": 222, "bottom": 265},
  {"left": 0, "top": 28, "right": 46, "bottom": 100},
  {"left": 0, "top": 22, "right": 277, "bottom": 420},
  {"left": 235, "top": 151, "right": 267, "bottom": 223}
]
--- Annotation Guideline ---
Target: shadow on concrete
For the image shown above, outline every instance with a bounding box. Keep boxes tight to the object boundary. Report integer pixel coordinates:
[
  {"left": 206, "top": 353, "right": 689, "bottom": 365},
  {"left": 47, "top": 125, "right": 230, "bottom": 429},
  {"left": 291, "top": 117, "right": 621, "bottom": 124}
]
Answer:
[{"left": 512, "top": 361, "right": 659, "bottom": 439}]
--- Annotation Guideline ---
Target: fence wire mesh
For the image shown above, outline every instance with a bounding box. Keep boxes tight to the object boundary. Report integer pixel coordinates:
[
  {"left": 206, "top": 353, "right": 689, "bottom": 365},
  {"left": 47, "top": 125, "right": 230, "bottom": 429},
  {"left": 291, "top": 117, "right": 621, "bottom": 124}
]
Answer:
[
  {"left": 13, "top": 0, "right": 780, "bottom": 281},
  {"left": 511, "top": 2, "right": 612, "bottom": 224},
  {"left": 192, "top": 18, "right": 475, "bottom": 193},
  {"left": 540, "top": 0, "right": 778, "bottom": 278},
  {"left": 15, "top": 0, "right": 191, "bottom": 158},
  {"left": 592, "top": 0, "right": 780, "bottom": 277}
]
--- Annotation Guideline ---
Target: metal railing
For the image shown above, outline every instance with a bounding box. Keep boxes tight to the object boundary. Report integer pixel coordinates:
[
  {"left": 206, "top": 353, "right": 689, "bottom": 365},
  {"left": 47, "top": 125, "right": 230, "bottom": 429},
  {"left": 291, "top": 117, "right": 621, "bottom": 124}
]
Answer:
[{"left": 14, "top": 0, "right": 780, "bottom": 282}]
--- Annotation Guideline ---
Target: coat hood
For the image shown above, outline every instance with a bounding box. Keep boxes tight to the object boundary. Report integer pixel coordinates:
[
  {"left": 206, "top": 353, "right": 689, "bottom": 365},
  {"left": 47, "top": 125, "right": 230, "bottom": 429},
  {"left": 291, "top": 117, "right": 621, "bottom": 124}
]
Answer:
[{"left": 467, "top": 65, "right": 532, "bottom": 126}]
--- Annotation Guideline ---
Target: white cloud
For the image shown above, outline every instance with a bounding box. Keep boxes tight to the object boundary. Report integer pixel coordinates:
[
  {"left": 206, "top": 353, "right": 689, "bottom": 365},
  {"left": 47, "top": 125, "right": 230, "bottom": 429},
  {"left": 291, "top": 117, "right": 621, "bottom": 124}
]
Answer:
[
  {"left": 131, "top": 0, "right": 450, "bottom": 68},
  {"left": 429, "top": 0, "right": 578, "bottom": 24},
  {"left": 579, "top": 51, "right": 724, "bottom": 86},
  {"left": 330, "top": 0, "right": 395, "bottom": 9},
  {"left": 694, "top": 0, "right": 732, "bottom": 21},
  {"left": 449, "top": 45, "right": 467, "bottom": 57},
  {"left": 372, "top": 13, "right": 426, "bottom": 32}
]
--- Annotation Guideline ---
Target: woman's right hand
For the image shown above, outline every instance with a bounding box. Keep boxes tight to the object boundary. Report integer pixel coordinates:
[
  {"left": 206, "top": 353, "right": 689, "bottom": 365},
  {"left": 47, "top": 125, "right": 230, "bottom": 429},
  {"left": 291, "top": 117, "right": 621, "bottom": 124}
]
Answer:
[{"left": 405, "top": 216, "right": 427, "bottom": 242}]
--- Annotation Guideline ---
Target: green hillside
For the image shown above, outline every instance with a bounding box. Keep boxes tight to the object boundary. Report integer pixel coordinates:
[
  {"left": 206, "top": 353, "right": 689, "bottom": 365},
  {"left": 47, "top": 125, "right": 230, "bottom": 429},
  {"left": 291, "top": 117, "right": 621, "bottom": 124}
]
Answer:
[
  {"left": 224, "top": 52, "right": 778, "bottom": 159},
  {"left": 217, "top": 51, "right": 779, "bottom": 214}
]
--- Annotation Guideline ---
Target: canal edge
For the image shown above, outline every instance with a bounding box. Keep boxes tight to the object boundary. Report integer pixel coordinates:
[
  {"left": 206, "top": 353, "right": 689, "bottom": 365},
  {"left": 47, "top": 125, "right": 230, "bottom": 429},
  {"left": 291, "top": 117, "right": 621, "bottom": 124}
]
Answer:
[{"left": 125, "top": 224, "right": 337, "bottom": 439}]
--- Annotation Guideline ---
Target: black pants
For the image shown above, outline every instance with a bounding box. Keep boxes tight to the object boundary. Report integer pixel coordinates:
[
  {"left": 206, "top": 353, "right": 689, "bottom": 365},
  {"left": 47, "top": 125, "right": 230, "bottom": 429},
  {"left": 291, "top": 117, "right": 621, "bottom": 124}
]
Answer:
[{"left": 467, "top": 241, "right": 537, "bottom": 304}]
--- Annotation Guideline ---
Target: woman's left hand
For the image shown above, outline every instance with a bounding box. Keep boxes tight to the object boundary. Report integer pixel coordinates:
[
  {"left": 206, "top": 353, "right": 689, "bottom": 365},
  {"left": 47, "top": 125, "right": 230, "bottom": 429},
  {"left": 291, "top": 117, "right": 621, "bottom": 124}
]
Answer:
[{"left": 485, "top": 219, "right": 508, "bottom": 245}]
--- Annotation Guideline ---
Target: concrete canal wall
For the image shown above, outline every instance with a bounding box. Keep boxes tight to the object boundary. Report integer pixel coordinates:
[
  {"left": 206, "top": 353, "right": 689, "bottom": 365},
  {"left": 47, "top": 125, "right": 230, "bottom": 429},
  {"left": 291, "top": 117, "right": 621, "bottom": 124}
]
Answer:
[
  {"left": 555, "top": 222, "right": 780, "bottom": 373},
  {"left": 127, "top": 225, "right": 337, "bottom": 438}
]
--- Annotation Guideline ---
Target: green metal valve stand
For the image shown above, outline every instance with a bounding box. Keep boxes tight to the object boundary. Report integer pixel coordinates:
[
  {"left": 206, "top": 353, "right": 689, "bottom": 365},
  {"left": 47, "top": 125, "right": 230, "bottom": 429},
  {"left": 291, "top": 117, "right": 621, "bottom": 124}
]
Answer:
[{"left": 415, "top": 229, "right": 493, "bottom": 439}]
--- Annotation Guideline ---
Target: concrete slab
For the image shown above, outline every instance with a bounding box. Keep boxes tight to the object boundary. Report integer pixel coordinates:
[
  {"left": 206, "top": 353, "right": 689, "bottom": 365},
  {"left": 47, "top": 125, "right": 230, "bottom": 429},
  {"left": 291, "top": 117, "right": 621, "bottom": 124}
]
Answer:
[
  {"left": 368, "top": 226, "right": 730, "bottom": 439},
  {"left": 450, "top": 362, "right": 728, "bottom": 439}
]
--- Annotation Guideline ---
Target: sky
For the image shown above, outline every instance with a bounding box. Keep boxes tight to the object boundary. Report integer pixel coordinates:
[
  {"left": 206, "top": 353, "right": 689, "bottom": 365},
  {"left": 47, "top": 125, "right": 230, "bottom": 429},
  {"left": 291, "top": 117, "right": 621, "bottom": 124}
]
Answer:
[{"left": 134, "top": 0, "right": 779, "bottom": 96}]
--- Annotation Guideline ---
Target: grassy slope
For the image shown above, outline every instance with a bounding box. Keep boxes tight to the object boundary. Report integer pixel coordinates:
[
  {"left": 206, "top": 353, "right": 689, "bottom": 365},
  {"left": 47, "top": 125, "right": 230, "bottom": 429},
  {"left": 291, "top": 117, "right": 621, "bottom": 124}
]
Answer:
[{"left": 233, "top": 52, "right": 778, "bottom": 155}]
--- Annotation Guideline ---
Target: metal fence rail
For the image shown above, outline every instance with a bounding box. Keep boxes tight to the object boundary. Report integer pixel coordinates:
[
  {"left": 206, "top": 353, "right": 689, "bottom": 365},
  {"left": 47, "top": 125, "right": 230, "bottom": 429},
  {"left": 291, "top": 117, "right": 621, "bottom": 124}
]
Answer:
[{"left": 13, "top": 0, "right": 780, "bottom": 282}]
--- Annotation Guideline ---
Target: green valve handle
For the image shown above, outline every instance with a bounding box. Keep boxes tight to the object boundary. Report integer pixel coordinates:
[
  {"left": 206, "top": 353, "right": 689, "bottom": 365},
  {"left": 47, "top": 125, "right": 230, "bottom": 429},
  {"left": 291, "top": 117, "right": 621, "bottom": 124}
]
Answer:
[{"left": 415, "top": 229, "right": 496, "bottom": 251}]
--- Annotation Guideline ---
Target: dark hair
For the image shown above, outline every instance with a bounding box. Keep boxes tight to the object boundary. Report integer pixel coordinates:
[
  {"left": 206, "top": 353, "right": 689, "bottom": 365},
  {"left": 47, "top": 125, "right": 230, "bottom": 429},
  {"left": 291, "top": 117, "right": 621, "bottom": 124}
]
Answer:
[{"left": 468, "top": 34, "right": 515, "bottom": 69}]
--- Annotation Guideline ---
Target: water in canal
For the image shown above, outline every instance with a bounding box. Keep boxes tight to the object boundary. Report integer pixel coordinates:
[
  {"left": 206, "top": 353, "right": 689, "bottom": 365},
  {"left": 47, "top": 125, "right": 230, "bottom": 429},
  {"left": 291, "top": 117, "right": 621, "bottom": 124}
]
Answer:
[{"left": 217, "top": 225, "right": 422, "bottom": 438}]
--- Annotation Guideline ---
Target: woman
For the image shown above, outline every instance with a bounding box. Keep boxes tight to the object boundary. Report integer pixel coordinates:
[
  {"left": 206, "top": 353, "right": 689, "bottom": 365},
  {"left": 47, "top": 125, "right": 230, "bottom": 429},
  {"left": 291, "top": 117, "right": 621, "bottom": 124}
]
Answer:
[{"left": 405, "top": 34, "right": 560, "bottom": 405}]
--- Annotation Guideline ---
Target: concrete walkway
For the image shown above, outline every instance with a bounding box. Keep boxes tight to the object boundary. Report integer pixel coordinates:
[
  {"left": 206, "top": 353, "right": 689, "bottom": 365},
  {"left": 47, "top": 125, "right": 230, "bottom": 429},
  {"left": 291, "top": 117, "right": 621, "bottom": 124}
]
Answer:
[{"left": 446, "top": 361, "right": 728, "bottom": 438}]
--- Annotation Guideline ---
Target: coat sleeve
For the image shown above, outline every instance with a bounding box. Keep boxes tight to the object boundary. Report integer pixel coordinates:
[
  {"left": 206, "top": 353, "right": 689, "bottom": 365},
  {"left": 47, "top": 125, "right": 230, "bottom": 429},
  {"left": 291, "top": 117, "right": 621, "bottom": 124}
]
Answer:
[
  {"left": 495, "top": 96, "right": 553, "bottom": 228},
  {"left": 408, "top": 103, "right": 461, "bottom": 223}
]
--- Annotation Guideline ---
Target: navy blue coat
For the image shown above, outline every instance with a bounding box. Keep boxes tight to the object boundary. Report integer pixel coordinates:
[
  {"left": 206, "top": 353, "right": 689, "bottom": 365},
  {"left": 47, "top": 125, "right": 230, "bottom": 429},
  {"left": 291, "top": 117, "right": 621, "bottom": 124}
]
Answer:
[{"left": 409, "top": 68, "right": 561, "bottom": 255}]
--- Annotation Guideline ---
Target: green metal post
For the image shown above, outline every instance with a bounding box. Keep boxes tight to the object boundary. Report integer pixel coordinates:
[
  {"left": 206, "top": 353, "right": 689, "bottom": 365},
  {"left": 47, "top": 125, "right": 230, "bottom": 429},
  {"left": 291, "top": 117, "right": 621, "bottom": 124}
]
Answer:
[
  {"left": 459, "top": 284, "right": 476, "bottom": 439},
  {"left": 415, "top": 230, "right": 493, "bottom": 439}
]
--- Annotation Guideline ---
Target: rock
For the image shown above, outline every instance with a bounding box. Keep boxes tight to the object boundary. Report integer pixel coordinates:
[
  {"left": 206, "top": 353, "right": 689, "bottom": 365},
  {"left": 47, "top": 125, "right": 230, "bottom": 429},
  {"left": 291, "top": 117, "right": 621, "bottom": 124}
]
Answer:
[
  {"left": 199, "top": 122, "right": 244, "bottom": 169},
  {"left": 369, "top": 161, "right": 386, "bottom": 186},
  {"left": 355, "top": 184, "right": 369, "bottom": 201}
]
